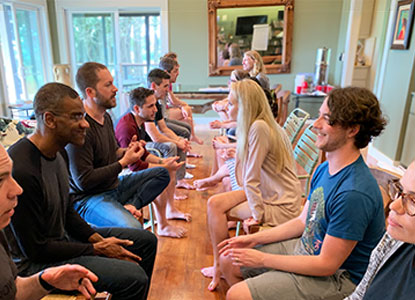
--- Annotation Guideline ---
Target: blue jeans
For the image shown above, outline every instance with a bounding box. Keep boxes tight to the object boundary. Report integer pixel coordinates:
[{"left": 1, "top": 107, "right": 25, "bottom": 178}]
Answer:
[
  {"left": 165, "top": 118, "right": 191, "bottom": 139},
  {"left": 74, "top": 167, "right": 169, "bottom": 229},
  {"left": 19, "top": 227, "right": 157, "bottom": 300}
]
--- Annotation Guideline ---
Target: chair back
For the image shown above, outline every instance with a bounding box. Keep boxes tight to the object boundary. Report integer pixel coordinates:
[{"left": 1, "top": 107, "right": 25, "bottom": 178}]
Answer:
[
  {"left": 276, "top": 90, "right": 291, "bottom": 126},
  {"left": 283, "top": 108, "right": 310, "bottom": 144},
  {"left": 293, "top": 124, "right": 320, "bottom": 198},
  {"left": 273, "top": 83, "right": 282, "bottom": 94},
  {"left": 369, "top": 167, "right": 402, "bottom": 221}
]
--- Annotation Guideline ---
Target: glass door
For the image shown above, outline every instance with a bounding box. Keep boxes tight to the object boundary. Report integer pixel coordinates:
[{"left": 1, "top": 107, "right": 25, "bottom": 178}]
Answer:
[
  {"left": 0, "top": 3, "right": 49, "bottom": 104},
  {"left": 68, "top": 11, "right": 161, "bottom": 118}
]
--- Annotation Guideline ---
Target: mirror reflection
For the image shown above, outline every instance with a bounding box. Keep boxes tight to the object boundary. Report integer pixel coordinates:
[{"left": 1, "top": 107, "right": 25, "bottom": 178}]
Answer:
[{"left": 216, "top": 6, "right": 285, "bottom": 68}]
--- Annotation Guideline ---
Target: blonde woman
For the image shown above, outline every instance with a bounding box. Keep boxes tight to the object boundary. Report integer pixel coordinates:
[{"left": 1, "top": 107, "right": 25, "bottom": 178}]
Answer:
[
  {"left": 242, "top": 50, "right": 270, "bottom": 90},
  {"left": 201, "top": 79, "right": 302, "bottom": 291}
]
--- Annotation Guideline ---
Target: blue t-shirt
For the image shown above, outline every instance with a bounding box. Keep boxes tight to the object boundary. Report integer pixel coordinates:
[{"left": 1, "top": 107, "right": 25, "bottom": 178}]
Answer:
[{"left": 299, "top": 156, "right": 385, "bottom": 284}]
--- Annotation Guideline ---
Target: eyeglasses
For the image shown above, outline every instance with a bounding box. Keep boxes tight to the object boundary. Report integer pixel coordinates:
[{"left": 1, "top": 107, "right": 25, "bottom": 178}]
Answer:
[
  {"left": 388, "top": 179, "right": 415, "bottom": 216},
  {"left": 50, "top": 111, "right": 86, "bottom": 121}
]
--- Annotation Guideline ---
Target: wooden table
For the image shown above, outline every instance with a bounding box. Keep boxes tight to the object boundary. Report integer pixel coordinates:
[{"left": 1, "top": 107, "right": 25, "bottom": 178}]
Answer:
[
  {"left": 175, "top": 90, "right": 228, "bottom": 114},
  {"left": 8, "top": 103, "right": 33, "bottom": 119}
]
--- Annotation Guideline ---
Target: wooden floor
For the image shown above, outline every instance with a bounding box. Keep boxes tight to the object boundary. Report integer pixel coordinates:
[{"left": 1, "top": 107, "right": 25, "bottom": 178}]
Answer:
[
  {"left": 145, "top": 116, "right": 403, "bottom": 300},
  {"left": 147, "top": 122, "right": 229, "bottom": 300}
]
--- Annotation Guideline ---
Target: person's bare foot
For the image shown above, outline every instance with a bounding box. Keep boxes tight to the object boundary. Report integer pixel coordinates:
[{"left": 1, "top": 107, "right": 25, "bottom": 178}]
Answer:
[
  {"left": 167, "top": 209, "right": 192, "bottom": 222},
  {"left": 124, "top": 204, "right": 142, "bottom": 220},
  {"left": 201, "top": 266, "right": 215, "bottom": 278},
  {"left": 191, "top": 135, "right": 204, "bottom": 145},
  {"left": 227, "top": 220, "right": 237, "bottom": 229},
  {"left": 201, "top": 266, "right": 222, "bottom": 291},
  {"left": 194, "top": 178, "right": 218, "bottom": 191},
  {"left": 157, "top": 224, "right": 187, "bottom": 238},
  {"left": 187, "top": 152, "right": 203, "bottom": 158},
  {"left": 176, "top": 179, "right": 195, "bottom": 190},
  {"left": 174, "top": 190, "right": 188, "bottom": 200}
]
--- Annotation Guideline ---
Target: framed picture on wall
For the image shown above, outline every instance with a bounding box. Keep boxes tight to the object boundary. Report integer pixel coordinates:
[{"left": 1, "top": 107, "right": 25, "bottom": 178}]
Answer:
[{"left": 391, "top": 0, "right": 415, "bottom": 49}]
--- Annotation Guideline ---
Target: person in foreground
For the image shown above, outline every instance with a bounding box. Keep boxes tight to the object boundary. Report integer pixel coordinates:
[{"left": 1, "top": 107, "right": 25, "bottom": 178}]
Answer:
[
  {"left": 7, "top": 83, "right": 157, "bottom": 300},
  {"left": 0, "top": 144, "right": 98, "bottom": 300},
  {"left": 219, "top": 87, "right": 387, "bottom": 300},
  {"left": 345, "top": 160, "right": 415, "bottom": 300},
  {"left": 203, "top": 79, "right": 302, "bottom": 291}
]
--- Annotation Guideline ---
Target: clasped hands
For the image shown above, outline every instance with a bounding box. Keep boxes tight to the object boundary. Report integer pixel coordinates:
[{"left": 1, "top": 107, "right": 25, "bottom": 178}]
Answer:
[
  {"left": 162, "top": 156, "right": 185, "bottom": 172},
  {"left": 209, "top": 120, "right": 224, "bottom": 129},
  {"left": 119, "top": 135, "right": 145, "bottom": 167},
  {"left": 177, "top": 137, "right": 191, "bottom": 152},
  {"left": 218, "top": 233, "right": 265, "bottom": 268}
]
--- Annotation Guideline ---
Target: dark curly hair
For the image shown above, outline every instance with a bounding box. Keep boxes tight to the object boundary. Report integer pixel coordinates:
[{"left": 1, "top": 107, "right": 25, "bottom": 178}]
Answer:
[
  {"left": 327, "top": 87, "right": 387, "bottom": 149},
  {"left": 147, "top": 68, "right": 170, "bottom": 87}
]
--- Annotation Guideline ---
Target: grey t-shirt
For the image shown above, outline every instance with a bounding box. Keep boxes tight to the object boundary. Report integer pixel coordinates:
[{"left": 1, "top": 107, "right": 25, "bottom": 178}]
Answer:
[
  {"left": 66, "top": 113, "right": 123, "bottom": 202},
  {"left": 0, "top": 230, "right": 17, "bottom": 300}
]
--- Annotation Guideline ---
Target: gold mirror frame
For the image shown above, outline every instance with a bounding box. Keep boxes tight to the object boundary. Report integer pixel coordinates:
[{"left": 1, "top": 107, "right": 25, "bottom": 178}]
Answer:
[{"left": 208, "top": 0, "right": 294, "bottom": 76}]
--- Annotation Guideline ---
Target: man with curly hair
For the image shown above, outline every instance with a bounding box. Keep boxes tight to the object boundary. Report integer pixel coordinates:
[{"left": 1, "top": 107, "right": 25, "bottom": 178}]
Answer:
[{"left": 219, "top": 87, "right": 388, "bottom": 300}]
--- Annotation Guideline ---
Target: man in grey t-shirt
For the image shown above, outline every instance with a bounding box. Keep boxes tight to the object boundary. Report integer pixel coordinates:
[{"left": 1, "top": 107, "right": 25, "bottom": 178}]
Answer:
[{"left": 66, "top": 62, "right": 170, "bottom": 230}]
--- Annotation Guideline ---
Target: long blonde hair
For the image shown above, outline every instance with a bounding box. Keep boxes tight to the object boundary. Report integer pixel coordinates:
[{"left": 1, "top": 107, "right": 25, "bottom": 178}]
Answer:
[
  {"left": 244, "top": 50, "right": 265, "bottom": 77},
  {"left": 233, "top": 79, "right": 294, "bottom": 173}
]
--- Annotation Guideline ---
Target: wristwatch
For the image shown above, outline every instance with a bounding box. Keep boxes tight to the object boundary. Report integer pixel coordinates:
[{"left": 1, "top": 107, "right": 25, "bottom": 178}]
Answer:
[{"left": 39, "top": 271, "right": 55, "bottom": 291}]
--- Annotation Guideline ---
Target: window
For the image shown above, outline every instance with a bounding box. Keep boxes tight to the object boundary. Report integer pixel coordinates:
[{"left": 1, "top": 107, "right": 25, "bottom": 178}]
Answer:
[
  {"left": 68, "top": 12, "right": 161, "bottom": 117},
  {"left": 0, "top": 1, "right": 51, "bottom": 106}
]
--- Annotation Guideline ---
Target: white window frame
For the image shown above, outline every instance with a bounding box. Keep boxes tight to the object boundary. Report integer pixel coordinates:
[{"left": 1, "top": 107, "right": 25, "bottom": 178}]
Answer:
[
  {"left": 55, "top": 0, "right": 169, "bottom": 67},
  {"left": 0, "top": 0, "right": 53, "bottom": 114},
  {"left": 55, "top": 0, "right": 168, "bottom": 116}
]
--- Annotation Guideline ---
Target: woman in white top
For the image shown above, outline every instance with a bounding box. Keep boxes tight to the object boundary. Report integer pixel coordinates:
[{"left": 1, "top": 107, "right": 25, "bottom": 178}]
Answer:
[
  {"left": 242, "top": 50, "right": 270, "bottom": 90},
  {"left": 201, "top": 79, "right": 302, "bottom": 291}
]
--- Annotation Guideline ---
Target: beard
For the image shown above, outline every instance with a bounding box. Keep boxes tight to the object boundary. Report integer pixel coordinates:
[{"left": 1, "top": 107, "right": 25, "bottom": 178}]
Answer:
[
  {"left": 316, "top": 131, "right": 348, "bottom": 152},
  {"left": 140, "top": 112, "right": 155, "bottom": 122},
  {"left": 95, "top": 90, "right": 116, "bottom": 109}
]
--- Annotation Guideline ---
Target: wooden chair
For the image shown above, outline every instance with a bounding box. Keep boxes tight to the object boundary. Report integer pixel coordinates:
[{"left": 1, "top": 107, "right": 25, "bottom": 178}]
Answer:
[
  {"left": 294, "top": 124, "right": 320, "bottom": 200},
  {"left": 283, "top": 108, "right": 310, "bottom": 144},
  {"left": 118, "top": 146, "right": 161, "bottom": 234},
  {"left": 141, "top": 147, "right": 164, "bottom": 233},
  {"left": 369, "top": 167, "right": 402, "bottom": 223},
  {"left": 276, "top": 90, "right": 291, "bottom": 126},
  {"left": 272, "top": 83, "right": 282, "bottom": 94}
]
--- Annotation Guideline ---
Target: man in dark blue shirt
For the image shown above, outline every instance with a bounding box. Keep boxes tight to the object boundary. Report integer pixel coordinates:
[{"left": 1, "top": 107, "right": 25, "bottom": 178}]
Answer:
[{"left": 218, "top": 87, "right": 387, "bottom": 300}]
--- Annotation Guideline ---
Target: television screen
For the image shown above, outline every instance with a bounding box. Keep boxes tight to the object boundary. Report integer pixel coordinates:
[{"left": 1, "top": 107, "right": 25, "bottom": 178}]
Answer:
[{"left": 235, "top": 15, "right": 268, "bottom": 36}]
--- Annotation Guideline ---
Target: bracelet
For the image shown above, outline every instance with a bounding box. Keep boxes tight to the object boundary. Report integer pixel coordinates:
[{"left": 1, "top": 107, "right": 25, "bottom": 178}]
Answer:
[{"left": 39, "top": 271, "right": 55, "bottom": 291}]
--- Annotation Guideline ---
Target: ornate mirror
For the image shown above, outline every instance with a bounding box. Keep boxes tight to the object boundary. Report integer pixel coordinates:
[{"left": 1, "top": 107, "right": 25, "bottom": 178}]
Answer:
[{"left": 208, "top": 0, "right": 294, "bottom": 76}]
